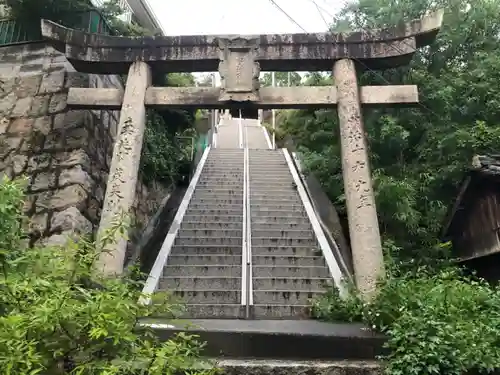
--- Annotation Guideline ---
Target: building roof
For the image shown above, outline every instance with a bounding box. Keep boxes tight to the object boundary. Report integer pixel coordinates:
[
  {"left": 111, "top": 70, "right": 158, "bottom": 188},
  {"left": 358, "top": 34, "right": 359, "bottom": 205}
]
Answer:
[{"left": 441, "top": 154, "right": 500, "bottom": 239}]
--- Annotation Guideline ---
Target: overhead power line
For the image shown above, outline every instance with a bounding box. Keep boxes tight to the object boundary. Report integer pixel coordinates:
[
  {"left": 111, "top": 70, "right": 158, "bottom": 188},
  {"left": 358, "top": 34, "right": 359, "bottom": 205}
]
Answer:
[
  {"left": 309, "top": 0, "right": 330, "bottom": 28},
  {"left": 267, "top": 0, "right": 308, "bottom": 33},
  {"left": 297, "top": 1, "right": 444, "bottom": 121},
  {"left": 307, "top": 0, "right": 334, "bottom": 20}
]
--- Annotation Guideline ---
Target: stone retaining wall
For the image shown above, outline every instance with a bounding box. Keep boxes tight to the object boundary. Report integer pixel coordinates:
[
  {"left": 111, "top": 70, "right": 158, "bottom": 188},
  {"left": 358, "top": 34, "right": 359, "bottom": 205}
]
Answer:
[{"left": 0, "top": 43, "right": 167, "bottom": 260}]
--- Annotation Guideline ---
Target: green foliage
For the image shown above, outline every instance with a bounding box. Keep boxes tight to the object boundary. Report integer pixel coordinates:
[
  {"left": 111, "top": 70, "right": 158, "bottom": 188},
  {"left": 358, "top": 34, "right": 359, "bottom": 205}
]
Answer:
[
  {"left": 0, "top": 177, "right": 216, "bottom": 374},
  {"left": 1, "top": 0, "right": 153, "bottom": 37},
  {"left": 312, "top": 265, "right": 500, "bottom": 375},
  {"left": 260, "top": 72, "right": 302, "bottom": 87},
  {"left": 300, "top": 1, "right": 500, "bottom": 373},
  {"left": 278, "top": 0, "right": 500, "bottom": 260},
  {"left": 2, "top": 0, "right": 91, "bottom": 25},
  {"left": 141, "top": 110, "right": 194, "bottom": 186}
]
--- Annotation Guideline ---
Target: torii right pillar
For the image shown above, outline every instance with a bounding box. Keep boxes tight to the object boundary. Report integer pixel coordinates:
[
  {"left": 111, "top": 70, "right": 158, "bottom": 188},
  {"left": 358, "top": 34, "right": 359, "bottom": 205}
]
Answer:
[
  {"left": 331, "top": 10, "right": 444, "bottom": 300},
  {"left": 333, "top": 59, "right": 383, "bottom": 299}
]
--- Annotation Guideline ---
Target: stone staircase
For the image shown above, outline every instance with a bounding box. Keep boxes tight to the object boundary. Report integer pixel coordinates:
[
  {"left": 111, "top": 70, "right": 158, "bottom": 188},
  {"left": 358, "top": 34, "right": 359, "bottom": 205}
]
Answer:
[
  {"left": 159, "top": 148, "right": 244, "bottom": 318},
  {"left": 145, "top": 117, "right": 382, "bottom": 374},
  {"left": 249, "top": 149, "right": 331, "bottom": 319}
]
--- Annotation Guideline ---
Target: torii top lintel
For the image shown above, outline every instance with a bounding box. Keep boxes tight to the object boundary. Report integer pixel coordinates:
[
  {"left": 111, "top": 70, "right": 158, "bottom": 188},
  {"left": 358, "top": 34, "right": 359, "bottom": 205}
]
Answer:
[{"left": 41, "top": 10, "right": 443, "bottom": 75}]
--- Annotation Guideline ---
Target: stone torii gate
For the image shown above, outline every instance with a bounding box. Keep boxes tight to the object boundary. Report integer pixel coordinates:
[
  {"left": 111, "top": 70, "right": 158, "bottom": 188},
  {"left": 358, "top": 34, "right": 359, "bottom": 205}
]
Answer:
[{"left": 41, "top": 10, "right": 443, "bottom": 299}]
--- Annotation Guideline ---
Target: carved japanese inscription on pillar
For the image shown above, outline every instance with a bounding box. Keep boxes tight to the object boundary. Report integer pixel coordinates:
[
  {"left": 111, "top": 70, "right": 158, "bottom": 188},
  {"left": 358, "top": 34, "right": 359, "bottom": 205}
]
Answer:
[{"left": 217, "top": 36, "right": 261, "bottom": 102}]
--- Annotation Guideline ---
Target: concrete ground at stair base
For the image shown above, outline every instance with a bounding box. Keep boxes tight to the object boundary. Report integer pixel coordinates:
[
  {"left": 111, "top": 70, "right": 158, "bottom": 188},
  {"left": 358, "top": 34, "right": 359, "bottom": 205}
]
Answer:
[
  {"left": 217, "top": 359, "right": 381, "bottom": 375},
  {"left": 141, "top": 319, "right": 387, "bottom": 360}
]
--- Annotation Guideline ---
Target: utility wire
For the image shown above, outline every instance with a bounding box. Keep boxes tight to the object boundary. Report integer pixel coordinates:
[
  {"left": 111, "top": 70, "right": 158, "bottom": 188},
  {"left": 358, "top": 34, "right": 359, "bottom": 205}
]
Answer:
[
  {"left": 309, "top": 0, "right": 330, "bottom": 28},
  {"left": 267, "top": 0, "right": 308, "bottom": 33},
  {"left": 306, "top": 2, "right": 445, "bottom": 121},
  {"left": 269, "top": 0, "right": 445, "bottom": 121}
]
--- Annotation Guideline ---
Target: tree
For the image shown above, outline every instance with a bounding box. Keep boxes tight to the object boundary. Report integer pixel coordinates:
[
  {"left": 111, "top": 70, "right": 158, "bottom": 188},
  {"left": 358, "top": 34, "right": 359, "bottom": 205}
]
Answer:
[
  {"left": 278, "top": 0, "right": 500, "bottom": 261},
  {"left": 260, "top": 72, "right": 302, "bottom": 87}
]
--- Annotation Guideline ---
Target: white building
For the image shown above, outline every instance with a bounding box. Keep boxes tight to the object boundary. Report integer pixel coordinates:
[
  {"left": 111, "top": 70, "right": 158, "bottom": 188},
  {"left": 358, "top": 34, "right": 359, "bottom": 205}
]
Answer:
[{"left": 90, "top": 0, "right": 163, "bottom": 34}]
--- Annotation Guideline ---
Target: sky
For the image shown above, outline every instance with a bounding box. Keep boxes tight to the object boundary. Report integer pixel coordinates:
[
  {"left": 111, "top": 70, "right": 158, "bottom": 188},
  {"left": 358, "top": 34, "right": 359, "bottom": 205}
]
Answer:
[
  {"left": 144, "top": 0, "right": 345, "bottom": 82},
  {"left": 147, "top": 0, "right": 344, "bottom": 35}
]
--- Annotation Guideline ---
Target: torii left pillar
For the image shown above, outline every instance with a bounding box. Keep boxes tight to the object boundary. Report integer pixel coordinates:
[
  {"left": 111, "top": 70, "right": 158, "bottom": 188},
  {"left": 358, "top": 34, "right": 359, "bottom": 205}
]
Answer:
[{"left": 96, "top": 61, "right": 152, "bottom": 276}]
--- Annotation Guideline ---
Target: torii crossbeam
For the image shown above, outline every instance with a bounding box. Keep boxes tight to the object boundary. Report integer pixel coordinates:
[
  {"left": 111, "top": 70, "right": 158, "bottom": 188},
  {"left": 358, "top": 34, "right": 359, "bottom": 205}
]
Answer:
[{"left": 40, "top": 10, "right": 443, "bottom": 300}]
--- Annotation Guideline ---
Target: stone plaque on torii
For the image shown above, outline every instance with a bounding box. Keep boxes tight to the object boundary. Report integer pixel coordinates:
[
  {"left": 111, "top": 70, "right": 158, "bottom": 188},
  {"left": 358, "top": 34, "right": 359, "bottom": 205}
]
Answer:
[
  {"left": 217, "top": 36, "right": 261, "bottom": 102},
  {"left": 40, "top": 10, "right": 443, "bottom": 299}
]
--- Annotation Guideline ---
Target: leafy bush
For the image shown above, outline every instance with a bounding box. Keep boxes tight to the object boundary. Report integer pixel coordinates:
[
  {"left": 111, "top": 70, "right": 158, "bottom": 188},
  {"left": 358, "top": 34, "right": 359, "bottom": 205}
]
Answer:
[
  {"left": 0, "top": 177, "right": 216, "bottom": 375},
  {"left": 312, "top": 264, "right": 500, "bottom": 375}
]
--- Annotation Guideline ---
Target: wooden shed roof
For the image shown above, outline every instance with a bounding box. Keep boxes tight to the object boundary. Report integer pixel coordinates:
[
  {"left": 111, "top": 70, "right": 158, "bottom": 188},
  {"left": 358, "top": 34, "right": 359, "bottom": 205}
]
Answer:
[{"left": 442, "top": 154, "right": 500, "bottom": 239}]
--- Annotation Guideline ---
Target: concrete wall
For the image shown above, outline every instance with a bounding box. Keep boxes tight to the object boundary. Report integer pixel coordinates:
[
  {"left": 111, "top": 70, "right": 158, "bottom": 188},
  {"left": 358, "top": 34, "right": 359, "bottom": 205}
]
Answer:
[{"left": 0, "top": 42, "right": 167, "bottom": 260}]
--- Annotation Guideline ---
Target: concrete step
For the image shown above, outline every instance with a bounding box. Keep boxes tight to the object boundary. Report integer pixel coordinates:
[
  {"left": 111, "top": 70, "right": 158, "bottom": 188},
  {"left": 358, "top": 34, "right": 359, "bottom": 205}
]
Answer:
[
  {"left": 250, "top": 169, "right": 291, "bottom": 175},
  {"left": 175, "top": 236, "right": 242, "bottom": 246},
  {"left": 252, "top": 222, "right": 311, "bottom": 230},
  {"left": 216, "top": 359, "right": 382, "bottom": 375},
  {"left": 202, "top": 173, "right": 244, "bottom": 178},
  {"left": 185, "top": 209, "right": 243, "bottom": 216},
  {"left": 251, "top": 229, "right": 314, "bottom": 238},
  {"left": 173, "top": 290, "right": 241, "bottom": 304},
  {"left": 159, "top": 276, "right": 241, "bottom": 290},
  {"left": 253, "top": 277, "right": 327, "bottom": 289},
  {"left": 195, "top": 188, "right": 243, "bottom": 195},
  {"left": 251, "top": 204, "right": 305, "bottom": 212},
  {"left": 181, "top": 221, "right": 243, "bottom": 230},
  {"left": 147, "top": 319, "right": 386, "bottom": 360},
  {"left": 253, "top": 290, "right": 324, "bottom": 305},
  {"left": 248, "top": 185, "right": 300, "bottom": 192},
  {"left": 201, "top": 164, "right": 242, "bottom": 168},
  {"left": 200, "top": 171, "right": 243, "bottom": 176},
  {"left": 202, "top": 165, "right": 243, "bottom": 169},
  {"left": 252, "top": 255, "right": 325, "bottom": 267},
  {"left": 251, "top": 245, "right": 321, "bottom": 256},
  {"left": 249, "top": 162, "right": 287, "bottom": 166},
  {"left": 184, "top": 214, "right": 243, "bottom": 222},
  {"left": 252, "top": 304, "right": 311, "bottom": 319},
  {"left": 252, "top": 265, "right": 330, "bottom": 279},
  {"left": 189, "top": 203, "right": 242, "bottom": 210},
  {"left": 252, "top": 265, "right": 330, "bottom": 278},
  {"left": 164, "top": 265, "right": 242, "bottom": 277},
  {"left": 250, "top": 178, "right": 294, "bottom": 183},
  {"left": 250, "top": 191, "right": 299, "bottom": 197},
  {"left": 191, "top": 198, "right": 243, "bottom": 205},
  {"left": 168, "top": 254, "right": 241, "bottom": 266},
  {"left": 194, "top": 195, "right": 244, "bottom": 201},
  {"left": 196, "top": 181, "right": 243, "bottom": 187},
  {"left": 181, "top": 304, "right": 244, "bottom": 319},
  {"left": 251, "top": 216, "right": 310, "bottom": 224},
  {"left": 169, "top": 245, "right": 242, "bottom": 256},
  {"left": 178, "top": 228, "right": 242, "bottom": 238},
  {"left": 250, "top": 187, "right": 296, "bottom": 193},
  {"left": 198, "top": 179, "right": 244, "bottom": 184},
  {"left": 250, "top": 197, "right": 302, "bottom": 204},
  {"left": 251, "top": 237, "right": 316, "bottom": 246}
]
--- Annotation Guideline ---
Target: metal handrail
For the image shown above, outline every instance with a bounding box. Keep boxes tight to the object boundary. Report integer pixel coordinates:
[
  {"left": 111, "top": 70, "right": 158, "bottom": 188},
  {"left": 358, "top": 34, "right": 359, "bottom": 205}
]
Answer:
[
  {"left": 283, "top": 148, "right": 347, "bottom": 295},
  {"left": 139, "top": 146, "right": 212, "bottom": 304},
  {"left": 241, "top": 147, "right": 249, "bottom": 315},
  {"left": 291, "top": 152, "right": 354, "bottom": 281}
]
